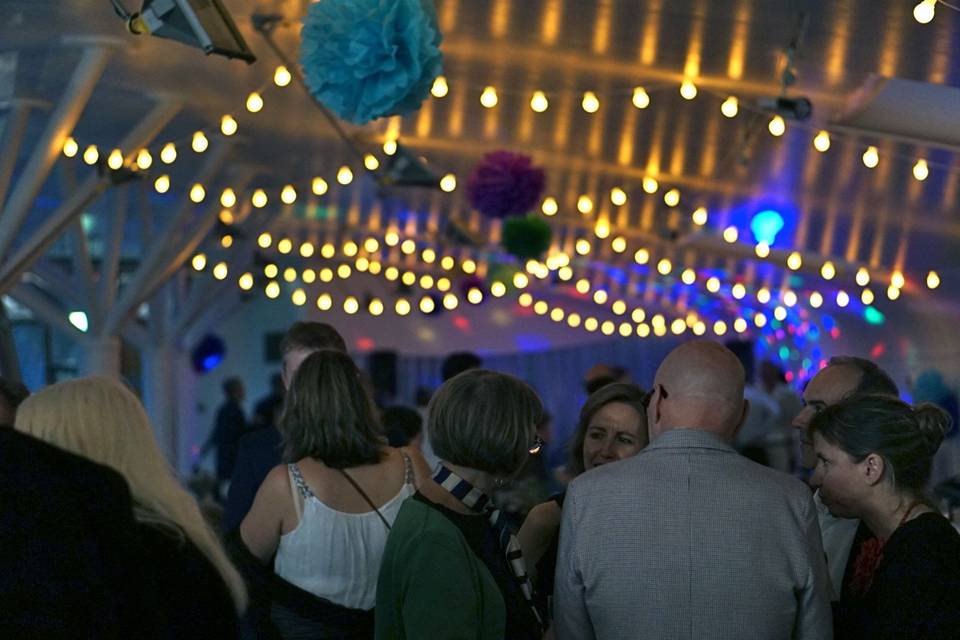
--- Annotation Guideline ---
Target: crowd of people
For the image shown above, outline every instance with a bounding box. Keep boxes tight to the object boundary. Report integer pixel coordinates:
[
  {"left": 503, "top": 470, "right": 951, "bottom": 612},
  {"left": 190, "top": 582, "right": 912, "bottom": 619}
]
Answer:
[{"left": 2, "top": 321, "right": 959, "bottom": 639}]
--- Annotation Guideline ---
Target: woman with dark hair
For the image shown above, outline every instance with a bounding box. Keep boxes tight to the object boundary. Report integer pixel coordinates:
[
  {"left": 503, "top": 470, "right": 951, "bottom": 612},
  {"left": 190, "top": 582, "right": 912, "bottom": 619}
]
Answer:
[
  {"left": 518, "top": 383, "right": 648, "bottom": 628},
  {"left": 809, "top": 393, "right": 960, "bottom": 639},
  {"left": 375, "top": 369, "right": 544, "bottom": 640},
  {"left": 241, "top": 349, "right": 424, "bottom": 639}
]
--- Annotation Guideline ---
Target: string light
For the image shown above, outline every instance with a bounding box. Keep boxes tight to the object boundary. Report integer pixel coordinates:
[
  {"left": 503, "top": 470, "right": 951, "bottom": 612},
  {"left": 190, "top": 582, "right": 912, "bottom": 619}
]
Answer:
[
  {"left": 913, "top": 159, "right": 929, "bottom": 181},
  {"left": 581, "top": 91, "right": 600, "bottom": 113},
  {"left": 713, "top": 320, "right": 728, "bottom": 336},
  {"left": 153, "top": 175, "right": 170, "bottom": 193},
  {"left": 577, "top": 195, "right": 594, "bottom": 214},
  {"left": 189, "top": 183, "right": 206, "bottom": 203},
  {"left": 611, "top": 236, "right": 627, "bottom": 253},
  {"left": 575, "top": 239, "right": 592, "bottom": 255},
  {"left": 530, "top": 90, "right": 549, "bottom": 112},
  {"left": 383, "top": 138, "right": 397, "bottom": 155},
  {"left": 820, "top": 261, "right": 836, "bottom": 280},
  {"left": 220, "top": 188, "right": 236, "bottom": 208},
  {"left": 62, "top": 137, "right": 79, "bottom": 157},
  {"left": 679, "top": 80, "right": 698, "bottom": 100},
  {"left": 443, "top": 293, "right": 459, "bottom": 310},
  {"left": 431, "top": 75, "right": 449, "bottom": 98},
  {"left": 306, "top": 177, "right": 327, "bottom": 197},
  {"left": 783, "top": 290, "right": 798, "bottom": 307},
  {"left": 480, "top": 86, "right": 498, "bottom": 108},
  {"left": 400, "top": 239, "right": 416, "bottom": 255},
  {"left": 720, "top": 96, "right": 738, "bottom": 118},
  {"left": 731, "top": 283, "right": 746, "bottom": 299},
  {"left": 518, "top": 293, "right": 533, "bottom": 307},
  {"left": 257, "top": 232, "right": 273, "bottom": 248},
  {"left": 277, "top": 238, "right": 293, "bottom": 254},
  {"left": 369, "top": 298, "right": 384, "bottom": 315},
  {"left": 691, "top": 207, "right": 708, "bottom": 226},
  {"left": 671, "top": 318, "right": 687, "bottom": 334},
  {"left": 317, "top": 293, "right": 333, "bottom": 311},
  {"left": 887, "top": 285, "right": 901, "bottom": 300},
  {"left": 344, "top": 296, "right": 359, "bottom": 314},
  {"left": 768, "top": 115, "right": 786, "bottom": 137},
  {"left": 642, "top": 177, "right": 659, "bottom": 194},
  {"left": 663, "top": 188, "right": 680, "bottom": 207},
  {"left": 218, "top": 209, "right": 234, "bottom": 225},
  {"left": 619, "top": 322, "right": 633, "bottom": 337},
  {"left": 637, "top": 323, "right": 650, "bottom": 337},
  {"left": 467, "top": 288, "right": 484, "bottom": 304},
  {"left": 238, "top": 273, "right": 254, "bottom": 290},
  {"left": 611, "top": 300, "right": 627, "bottom": 315},
  {"left": 136, "top": 148, "right": 153, "bottom": 169},
  {"left": 281, "top": 185, "right": 297, "bottom": 204},
  {"left": 364, "top": 237, "right": 380, "bottom": 253},
  {"left": 757, "top": 287, "right": 771, "bottom": 304},
  {"left": 440, "top": 174, "right": 457, "bottom": 192},
  {"left": 914, "top": 0, "right": 937, "bottom": 24},
  {"left": 292, "top": 289, "right": 307, "bottom": 306},
  {"left": 855, "top": 267, "right": 870, "bottom": 287},
  {"left": 534, "top": 300, "right": 549, "bottom": 315},
  {"left": 755, "top": 242, "right": 770, "bottom": 258},
  {"left": 491, "top": 281, "right": 507, "bottom": 297},
  {"left": 813, "top": 130, "right": 831, "bottom": 152},
  {"left": 246, "top": 92, "right": 264, "bottom": 113},
  {"left": 513, "top": 272, "right": 529, "bottom": 288},
  {"left": 836, "top": 290, "right": 850, "bottom": 307},
  {"left": 384, "top": 231, "right": 400, "bottom": 247},
  {"left": 265, "top": 281, "right": 280, "bottom": 299},
  {"left": 221, "top": 234, "right": 233, "bottom": 248},
  {"left": 160, "top": 142, "right": 177, "bottom": 164},
  {"left": 754, "top": 313, "right": 767, "bottom": 328},
  {"left": 610, "top": 187, "right": 627, "bottom": 206},
  {"left": 274, "top": 65, "right": 292, "bottom": 87},
  {"left": 83, "top": 144, "right": 99, "bottom": 165},
  {"left": 723, "top": 226, "right": 739, "bottom": 243},
  {"left": 809, "top": 291, "right": 824, "bottom": 308},
  {"left": 926, "top": 270, "right": 941, "bottom": 289},
  {"left": 601, "top": 321, "right": 616, "bottom": 336},
  {"left": 632, "top": 308, "right": 646, "bottom": 323},
  {"left": 321, "top": 243, "right": 335, "bottom": 259},
  {"left": 632, "top": 87, "right": 650, "bottom": 109},
  {"left": 212, "top": 262, "right": 228, "bottom": 280},
  {"left": 575, "top": 278, "right": 590, "bottom": 294},
  {"left": 593, "top": 290, "right": 608, "bottom": 305},
  {"left": 191, "top": 253, "right": 207, "bottom": 271},
  {"left": 634, "top": 248, "right": 650, "bottom": 264},
  {"left": 107, "top": 149, "right": 123, "bottom": 170},
  {"left": 787, "top": 252, "right": 803, "bottom": 270},
  {"left": 395, "top": 298, "right": 411, "bottom": 315},
  {"left": 421, "top": 248, "right": 436, "bottom": 264},
  {"left": 706, "top": 277, "right": 721, "bottom": 293},
  {"left": 733, "top": 318, "right": 748, "bottom": 333},
  {"left": 251, "top": 189, "right": 267, "bottom": 208},
  {"left": 541, "top": 197, "right": 558, "bottom": 216},
  {"left": 462, "top": 259, "right": 477, "bottom": 274},
  {"left": 681, "top": 269, "right": 696, "bottom": 285},
  {"left": 337, "top": 166, "right": 353, "bottom": 185},
  {"left": 220, "top": 115, "right": 238, "bottom": 136},
  {"left": 302, "top": 268, "right": 316, "bottom": 283},
  {"left": 419, "top": 296, "right": 436, "bottom": 313},
  {"left": 369, "top": 261, "right": 381, "bottom": 275},
  {"left": 862, "top": 146, "right": 879, "bottom": 168},
  {"left": 594, "top": 220, "right": 610, "bottom": 239},
  {"left": 568, "top": 313, "right": 582, "bottom": 328},
  {"left": 192, "top": 131, "right": 209, "bottom": 153},
  {"left": 319, "top": 267, "right": 334, "bottom": 282},
  {"left": 657, "top": 258, "right": 672, "bottom": 275},
  {"left": 419, "top": 274, "right": 435, "bottom": 289},
  {"left": 861, "top": 289, "right": 875, "bottom": 305},
  {"left": 343, "top": 241, "right": 359, "bottom": 257},
  {"left": 891, "top": 270, "right": 905, "bottom": 289}
]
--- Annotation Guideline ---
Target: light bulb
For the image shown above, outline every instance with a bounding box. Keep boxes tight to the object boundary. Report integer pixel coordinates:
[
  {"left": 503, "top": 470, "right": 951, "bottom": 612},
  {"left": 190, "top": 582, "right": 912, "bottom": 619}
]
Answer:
[
  {"left": 421, "top": 248, "right": 436, "bottom": 264},
  {"left": 774, "top": 306, "right": 787, "bottom": 321},
  {"left": 783, "top": 290, "right": 798, "bottom": 307},
  {"left": 568, "top": 313, "right": 582, "bottom": 328},
  {"left": 83, "top": 144, "right": 99, "bottom": 165},
  {"left": 491, "top": 281, "right": 507, "bottom": 297},
  {"left": 642, "top": 177, "right": 659, "bottom": 194},
  {"left": 135, "top": 148, "right": 152, "bottom": 169},
  {"left": 265, "top": 264, "right": 278, "bottom": 278},
  {"left": 754, "top": 313, "right": 767, "bottom": 328},
  {"left": 160, "top": 142, "right": 177, "bottom": 164},
  {"left": 213, "top": 262, "right": 228, "bottom": 280},
  {"left": 153, "top": 175, "right": 170, "bottom": 193},
  {"left": 431, "top": 75, "right": 449, "bottom": 98},
  {"left": 364, "top": 154, "right": 379, "bottom": 171},
  {"left": 610, "top": 187, "right": 627, "bottom": 206},
  {"left": 691, "top": 207, "right": 708, "bottom": 226},
  {"left": 723, "top": 226, "right": 739, "bottom": 243},
  {"left": 680, "top": 80, "right": 698, "bottom": 100},
  {"left": 671, "top": 318, "right": 687, "bottom": 334},
  {"left": 575, "top": 239, "right": 592, "bottom": 255},
  {"left": 768, "top": 115, "right": 786, "bottom": 137},
  {"left": 317, "top": 294, "right": 333, "bottom": 311},
  {"left": 594, "top": 220, "right": 610, "bottom": 239},
  {"left": 220, "top": 234, "right": 233, "bottom": 248},
  {"left": 251, "top": 188, "right": 267, "bottom": 208},
  {"left": 541, "top": 197, "right": 558, "bottom": 216},
  {"left": 706, "top": 277, "right": 720, "bottom": 293},
  {"left": 913, "top": 159, "right": 929, "bottom": 181},
  {"left": 530, "top": 90, "right": 549, "bottom": 113},
  {"left": 632, "top": 87, "right": 650, "bottom": 109},
  {"left": 265, "top": 281, "right": 280, "bottom": 299},
  {"left": 192, "top": 131, "right": 208, "bottom": 153},
  {"left": 311, "top": 177, "right": 328, "bottom": 195},
  {"left": 300, "top": 242, "right": 314, "bottom": 258},
  {"left": 681, "top": 269, "right": 696, "bottom": 285},
  {"left": 577, "top": 195, "right": 594, "bottom": 214},
  {"left": 757, "top": 287, "right": 771, "bottom": 304},
  {"left": 657, "top": 258, "right": 672, "bottom": 275},
  {"left": 246, "top": 92, "right": 263, "bottom": 113},
  {"left": 238, "top": 273, "right": 254, "bottom": 290},
  {"left": 887, "top": 285, "right": 901, "bottom": 300},
  {"left": 891, "top": 270, "right": 905, "bottom": 289},
  {"left": 632, "top": 308, "right": 646, "bottom": 323},
  {"left": 220, "top": 188, "right": 236, "bottom": 208},
  {"left": 62, "top": 136, "right": 79, "bottom": 157},
  {"left": 274, "top": 65, "right": 292, "bottom": 87},
  {"left": 836, "top": 290, "right": 850, "bottom": 307},
  {"left": 337, "top": 166, "right": 353, "bottom": 185},
  {"left": 344, "top": 296, "right": 359, "bottom": 315},
  {"left": 813, "top": 130, "right": 831, "bottom": 152},
  {"left": 440, "top": 173, "right": 457, "bottom": 192},
  {"left": 634, "top": 248, "right": 650, "bottom": 264},
  {"left": 856, "top": 267, "right": 870, "bottom": 287},
  {"left": 400, "top": 239, "right": 416, "bottom": 255},
  {"left": 601, "top": 321, "right": 616, "bottom": 336},
  {"left": 787, "top": 252, "right": 803, "bottom": 270},
  {"left": 480, "top": 86, "right": 498, "bottom": 108},
  {"left": 927, "top": 270, "right": 941, "bottom": 289},
  {"left": 462, "top": 259, "right": 477, "bottom": 274},
  {"left": 277, "top": 239, "right": 293, "bottom": 255},
  {"left": 821, "top": 261, "right": 836, "bottom": 280},
  {"left": 107, "top": 148, "right": 123, "bottom": 170},
  {"left": 364, "top": 237, "right": 380, "bottom": 253},
  {"left": 343, "top": 241, "right": 359, "bottom": 257},
  {"left": 581, "top": 91, "right": 600, "bottom": 113},
  {"left": 419, "top": 274, "right": 435, "bottom": 289},
  {"left": 419, "top": 296, "right": 435, "bottom": 314},
  {"left": 809, "top": 291, "right": 824, "bottom": 308},
  {"left": 534, "top": 300, "right": 549, "bottom": 315},
  {"left": 513, "top": 272, "right": 529, "bottom": 288},
  {"left": 734, "top": 318, "right": 748, "bottom": 333},
  {"left": 611, "top": 300, "right": 627, "bottom": 315},
  {"left": 191, "top": 253, "right": 207, "bottom": 271},
  {"left": 189, "top": 183, "right": 206, "bottom": 203},
  {"left": 575, "top": 278, "right": 590, "bottom": 294},
  {"left": 292, "top": 289, "right": 307, "bottom": 306},
  {"left": 663, "top": 188, "right": 680, "bottom": 207},
  {"left": 442, "top": 293, "right": 459, "bottom": 310},
  {"left": 862, "top": 146, "right": 879, "bottom": 168},
  {"left": 611, "top": 236, "right": 627, "bottom": 253},
  {"left": 713, "top": 320, "right": 728, "bottom": 336},
  {"left": 861, "top": 289, "right": 875, "bottom": 305},
  {"left": 732, "top": 283, "right": 746, "bottom": 299},
  {"left": 720, "top": 96, "right": 738, "bottom": 118},
  {"left": 619, "top": 321, "right": 633, "bottom": 337},
  {"left": 467, "top": 288, "right": 483, "bottom": 304},
  {"left": 383, "top": 138, "right": 397, "bottom": 155},
  {"left": 914, "top": 0, "right": 936, "bottom": 24},
  {"left": 369, "top": 298, "right": 385, "bottom": 315},
  {"left": 220, "top": 115, "right": 238, "bottom": 136},
  {"left": 755, "top": 242, "right": 770, "bottom": 258}
]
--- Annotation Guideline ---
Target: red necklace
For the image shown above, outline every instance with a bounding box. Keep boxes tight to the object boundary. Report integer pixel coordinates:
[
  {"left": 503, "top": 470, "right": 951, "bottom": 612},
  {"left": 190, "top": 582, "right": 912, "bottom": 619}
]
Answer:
[{"left": 849, "top": 503, "right": 920, "bottom": 597}]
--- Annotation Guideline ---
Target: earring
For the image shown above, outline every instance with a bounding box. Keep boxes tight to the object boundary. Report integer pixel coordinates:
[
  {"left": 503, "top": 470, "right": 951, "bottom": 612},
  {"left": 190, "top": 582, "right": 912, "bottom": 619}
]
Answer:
[{"left": 494, "top": 477, "right": 506, "bottom": 489}]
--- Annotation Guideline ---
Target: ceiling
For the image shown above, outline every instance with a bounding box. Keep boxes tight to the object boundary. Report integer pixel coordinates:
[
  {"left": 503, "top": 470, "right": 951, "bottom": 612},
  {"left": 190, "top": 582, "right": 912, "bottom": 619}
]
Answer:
[{"left": 1, "top": 0, "right": 959, "bottom": 368}]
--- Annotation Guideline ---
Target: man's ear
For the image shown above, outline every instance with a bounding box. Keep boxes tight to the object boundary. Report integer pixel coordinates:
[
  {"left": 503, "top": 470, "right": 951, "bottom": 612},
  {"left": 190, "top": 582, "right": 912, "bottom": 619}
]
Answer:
[
  {"left": 731, "top": 399, "right": 749, "bottom": 439},
  {"left": 862, "top": 453, "right": 886, "bottom": 487}
]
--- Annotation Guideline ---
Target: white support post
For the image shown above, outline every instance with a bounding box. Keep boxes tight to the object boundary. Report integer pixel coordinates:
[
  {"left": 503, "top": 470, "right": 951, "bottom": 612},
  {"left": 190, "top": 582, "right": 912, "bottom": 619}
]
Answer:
[
  {"left": 98, "top": 184, "right": 128, "bottom": 313},
  {"left": 142, "top": 341, "right": 179, "bottom": 463},
  {"left": 82, "top": 334, "right": 122, "bottom": 377},
  {"left": 0, "top": 100, "right": 36, "bottom": 211},
  {"left": 0, "top": 46, "right": 112, "bottom": 257},
  {"left": 0, "top": 299, "right": 22, "bottom": 381},
  {"left": 9, "top": 283, "right": 90, "bottom": 344},
  {"left": 0, "top": 99, "right": 181, "bottom": 295}
]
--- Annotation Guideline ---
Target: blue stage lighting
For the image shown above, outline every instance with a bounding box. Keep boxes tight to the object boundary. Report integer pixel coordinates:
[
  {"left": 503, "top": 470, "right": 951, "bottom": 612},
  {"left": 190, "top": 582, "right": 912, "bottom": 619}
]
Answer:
[{"left": 750, "top": 209, "right": 785, "bottom": 245}]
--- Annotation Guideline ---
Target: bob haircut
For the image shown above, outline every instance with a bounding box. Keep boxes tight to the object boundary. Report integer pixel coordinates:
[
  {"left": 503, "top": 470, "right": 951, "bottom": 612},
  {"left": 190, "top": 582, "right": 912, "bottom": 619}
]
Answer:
[
  {"left": 14, "top": 376, "right": 247, "bottom": 611},
  {"left": 428, "top": 369, "right": 543, "bottom": 477},
  {"left": 568, "top": 383, "right": 649, "bottom": 477},
  {"left": 280, "top": 349, "right": 385, "bottom": 468},
  {"left": 809, "top": 393, "right": 952, "bottom": 496}
]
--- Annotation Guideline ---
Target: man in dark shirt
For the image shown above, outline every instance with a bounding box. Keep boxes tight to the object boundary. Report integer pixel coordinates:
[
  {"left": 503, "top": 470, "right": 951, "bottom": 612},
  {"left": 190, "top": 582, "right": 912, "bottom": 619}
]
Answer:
[
  {"left": 202, "top": 377, "right": 247, "bottom": 484},
  {"left": 0, "top": 376, "right": 29, "bottom": 429}
]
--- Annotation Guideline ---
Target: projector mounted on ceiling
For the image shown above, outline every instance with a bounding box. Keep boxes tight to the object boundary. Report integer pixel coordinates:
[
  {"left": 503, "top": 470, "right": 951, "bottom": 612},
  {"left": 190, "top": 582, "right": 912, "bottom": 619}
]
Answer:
[{"left": 111, "top": 0, "right": 256, "bottom": 63}]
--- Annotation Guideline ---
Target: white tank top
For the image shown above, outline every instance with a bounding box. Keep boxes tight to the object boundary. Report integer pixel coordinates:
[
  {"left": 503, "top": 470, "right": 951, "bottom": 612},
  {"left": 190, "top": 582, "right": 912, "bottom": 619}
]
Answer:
[{"left": 274, "top": 453, "right": 415, "bottom": 610}]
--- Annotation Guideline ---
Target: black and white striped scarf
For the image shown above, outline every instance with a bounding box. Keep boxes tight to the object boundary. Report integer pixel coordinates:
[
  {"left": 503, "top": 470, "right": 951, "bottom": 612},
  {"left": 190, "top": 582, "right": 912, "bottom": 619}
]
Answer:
[{"left": 433, "top": 464, "right": 543, "bottom": 629}]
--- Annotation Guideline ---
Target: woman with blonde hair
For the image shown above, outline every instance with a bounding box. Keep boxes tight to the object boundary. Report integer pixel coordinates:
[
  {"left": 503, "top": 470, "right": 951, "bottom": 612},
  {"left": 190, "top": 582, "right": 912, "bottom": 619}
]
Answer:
[{"left": 15, "top": 376, "right": 246, "bottom": 636}]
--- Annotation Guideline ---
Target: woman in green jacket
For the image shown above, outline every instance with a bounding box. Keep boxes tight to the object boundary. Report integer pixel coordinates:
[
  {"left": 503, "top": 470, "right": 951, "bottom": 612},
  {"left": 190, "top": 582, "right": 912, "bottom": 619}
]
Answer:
[{"left": 376, "top": 369, "right": 545, "bottom": 640}]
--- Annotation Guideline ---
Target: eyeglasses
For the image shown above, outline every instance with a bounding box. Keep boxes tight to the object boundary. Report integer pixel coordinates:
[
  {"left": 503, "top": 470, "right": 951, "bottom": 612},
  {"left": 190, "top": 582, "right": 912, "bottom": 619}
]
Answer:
[{"left": 529, "top": 435, "right": 545, "bottom": 455}]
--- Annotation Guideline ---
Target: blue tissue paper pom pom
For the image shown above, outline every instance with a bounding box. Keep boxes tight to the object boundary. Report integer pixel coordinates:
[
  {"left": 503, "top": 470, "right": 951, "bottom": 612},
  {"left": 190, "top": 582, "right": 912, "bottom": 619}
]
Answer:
[{"left": 300, "top": 0, "right": 444, "bottom": 125}]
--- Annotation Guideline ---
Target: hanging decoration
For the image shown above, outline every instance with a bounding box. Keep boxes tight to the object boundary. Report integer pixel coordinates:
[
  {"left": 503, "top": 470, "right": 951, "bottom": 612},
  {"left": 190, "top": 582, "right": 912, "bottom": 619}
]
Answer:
[
  {"left": 467, "top": 151, "right": 545, "bottom": 219},
  {"left": 300, "top": 0, "right": 444, "bottom": 124},
  {"left": 501, "top": 215, "right": 552, "bottom": 260}
]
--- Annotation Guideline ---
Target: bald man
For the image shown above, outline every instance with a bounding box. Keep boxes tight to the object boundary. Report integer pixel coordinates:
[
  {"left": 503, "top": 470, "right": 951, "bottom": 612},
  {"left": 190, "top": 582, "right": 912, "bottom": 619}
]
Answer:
[{"left": 554, "top": 342, "right": 832, "bottom": 640}]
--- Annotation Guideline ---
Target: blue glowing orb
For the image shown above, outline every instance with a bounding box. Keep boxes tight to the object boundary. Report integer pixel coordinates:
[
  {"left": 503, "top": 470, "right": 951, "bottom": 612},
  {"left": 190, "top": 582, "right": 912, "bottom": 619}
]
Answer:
[
  {"left": 750, "top": 209, "right": 785, "bottom": 245},
  {"left": 864, "top": 307, "right": 886, "bottom": 325}
]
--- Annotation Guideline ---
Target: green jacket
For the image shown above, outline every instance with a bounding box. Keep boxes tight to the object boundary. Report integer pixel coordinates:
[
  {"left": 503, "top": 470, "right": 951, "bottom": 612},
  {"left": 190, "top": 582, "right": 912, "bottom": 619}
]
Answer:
[{"left": 375, "top": 497, "right": 505, "bottom": 640}]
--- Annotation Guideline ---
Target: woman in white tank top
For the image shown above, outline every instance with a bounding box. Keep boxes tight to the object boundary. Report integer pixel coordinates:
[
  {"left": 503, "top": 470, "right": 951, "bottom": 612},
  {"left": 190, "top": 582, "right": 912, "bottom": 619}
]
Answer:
[{"left": 241, "top": 349, "right": 425, "bottom": 638}]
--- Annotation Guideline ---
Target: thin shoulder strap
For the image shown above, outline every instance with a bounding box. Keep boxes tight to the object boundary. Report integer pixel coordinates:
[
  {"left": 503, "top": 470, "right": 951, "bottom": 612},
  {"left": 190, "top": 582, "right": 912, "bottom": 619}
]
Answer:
[
  {"left": 339, "top": 469, "right": 392, "bottom": 531},
  {"left": 400, "top": 450, "right": 415, "bottom": 486},
  {"left": 286, "top": 464, "right": 304, "bottom": 523}
]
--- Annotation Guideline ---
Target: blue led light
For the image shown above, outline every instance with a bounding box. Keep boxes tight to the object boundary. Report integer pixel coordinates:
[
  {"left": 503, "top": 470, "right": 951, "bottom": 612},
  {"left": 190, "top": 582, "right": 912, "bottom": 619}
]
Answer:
[
  {"left": 864, "top": 306, "right": 886, "bottom": 325},
  {"left": 750, "top": 209, "right": 785, "bottom": 245}
]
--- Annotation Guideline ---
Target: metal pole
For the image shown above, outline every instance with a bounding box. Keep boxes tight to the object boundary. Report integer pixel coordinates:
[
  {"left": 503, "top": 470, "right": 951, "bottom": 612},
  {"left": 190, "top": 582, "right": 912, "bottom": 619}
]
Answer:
[
  {"left": 0, "top": 299, "right": 22, "bottom": 381},
  {"left": 0, "top": 100, "right": 36, "bottom": 211},
  {"left": 0, "top": 46, "right": 112, "bottom": 257}
]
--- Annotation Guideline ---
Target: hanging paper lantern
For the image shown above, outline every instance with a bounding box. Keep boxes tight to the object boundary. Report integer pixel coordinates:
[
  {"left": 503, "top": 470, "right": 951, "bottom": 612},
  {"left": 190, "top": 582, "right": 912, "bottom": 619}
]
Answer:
[
  {"left": 300, "top": 0, "right": 444, "bottom": 124},
  {"left": 467, "top": 151, "right": 545, "bottom": 219},
  {"left": 501, "top": 215, "right": 552, "bottom": 260}
]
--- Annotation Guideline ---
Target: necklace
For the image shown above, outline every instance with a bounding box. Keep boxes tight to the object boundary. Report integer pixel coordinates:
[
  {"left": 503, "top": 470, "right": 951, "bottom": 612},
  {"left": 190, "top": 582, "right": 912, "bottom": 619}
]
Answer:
[{"left": 849, "top": 502, "right": 921, "bottom": 597}]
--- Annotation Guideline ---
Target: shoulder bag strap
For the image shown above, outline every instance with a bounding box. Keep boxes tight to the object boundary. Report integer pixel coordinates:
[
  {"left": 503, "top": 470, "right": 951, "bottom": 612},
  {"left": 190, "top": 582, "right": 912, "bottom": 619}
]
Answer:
[{"left": 338, "top": 469, "right": 392, "bottom": 531}]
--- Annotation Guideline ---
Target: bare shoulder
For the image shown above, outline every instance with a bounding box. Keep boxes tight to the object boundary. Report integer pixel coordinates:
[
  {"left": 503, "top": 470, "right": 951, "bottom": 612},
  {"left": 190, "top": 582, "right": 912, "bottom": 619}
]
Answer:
[
  {"left": 260, "top": 463, "right": 292, "bottom": 496},
  {"left": 522, "top": 500, "right": 563, "bottom": 535}
]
